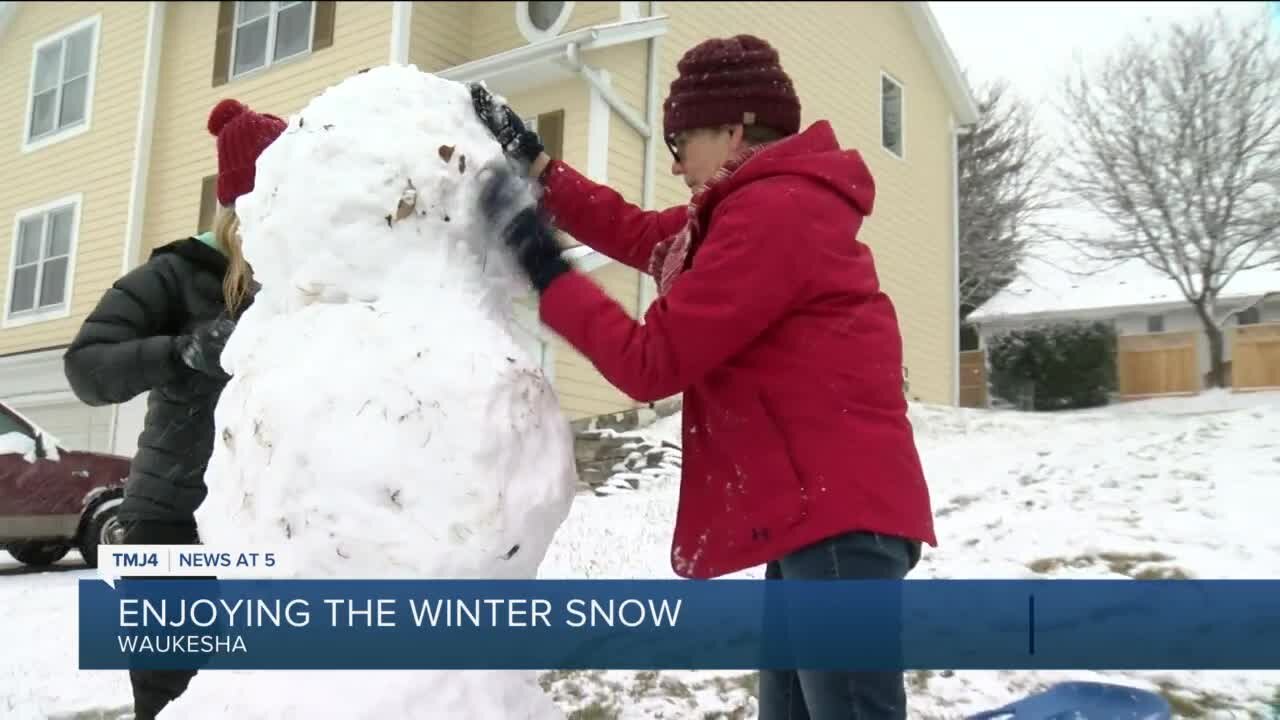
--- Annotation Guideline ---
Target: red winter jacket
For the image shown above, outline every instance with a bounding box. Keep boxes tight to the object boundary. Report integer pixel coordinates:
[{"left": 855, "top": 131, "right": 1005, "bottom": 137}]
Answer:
[{"left": 537, "top": 120, "right": 936, "bottom": 579}]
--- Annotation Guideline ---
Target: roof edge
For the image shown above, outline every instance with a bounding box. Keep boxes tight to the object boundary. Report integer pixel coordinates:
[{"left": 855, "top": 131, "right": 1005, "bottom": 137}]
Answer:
[
  {"left": 438, "top": 15, "right": 669, "bottom": 86},
  {"left": 904, "top": 2, "right": 979, "bottom": 126}
]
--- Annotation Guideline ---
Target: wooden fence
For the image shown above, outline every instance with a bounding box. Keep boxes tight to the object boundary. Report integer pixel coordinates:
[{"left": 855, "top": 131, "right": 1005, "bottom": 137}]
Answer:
[
  {"left": 1117, "top": 331, "right": 1200, "bottom": 400},
  {"left": 958, "top": 350, "right": 987, "bottom": 408},
  {"left": 1231, "top": 323, "right": 1280, "bottom": 392}
]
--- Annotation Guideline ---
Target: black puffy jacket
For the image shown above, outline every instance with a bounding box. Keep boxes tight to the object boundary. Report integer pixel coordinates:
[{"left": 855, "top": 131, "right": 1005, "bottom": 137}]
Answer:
[{"left": 64, "top": 236, "right": 249, "bottom": 524}]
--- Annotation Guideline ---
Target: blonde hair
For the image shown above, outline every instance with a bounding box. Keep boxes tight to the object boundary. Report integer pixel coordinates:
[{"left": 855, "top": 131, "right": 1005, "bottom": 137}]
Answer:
[{"left": 214, "top": 205, "right": 253, "bottom": 315}]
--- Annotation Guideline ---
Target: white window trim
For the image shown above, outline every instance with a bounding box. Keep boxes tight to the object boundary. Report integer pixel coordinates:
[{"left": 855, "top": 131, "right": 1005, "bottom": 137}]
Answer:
[
  {"left": 515, "top": 1, "right": 576, "bottom": 44},
  {"left": 228, "top": 0, "right": 318, "bottom": 83},
  {"left": 21, "top": 15, "right": 102, "bottom": 154},
  {"left": 3, "top": 193, "right": 84, "bottom": 329},
  {"left": 619, "top": 1, "right": 642, "bottom": 21},
  {"left": 879, "top": 70, "right": 905, "bottom": 161}
]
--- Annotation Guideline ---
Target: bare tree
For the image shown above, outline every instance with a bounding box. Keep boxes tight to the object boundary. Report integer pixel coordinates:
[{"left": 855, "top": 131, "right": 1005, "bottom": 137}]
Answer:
[
  {"left": 1056, "top": 8, "right": 1280, "bottom": 387},
  {"left": 958, "top": 80, "right": 1051, "bottom": 320}
]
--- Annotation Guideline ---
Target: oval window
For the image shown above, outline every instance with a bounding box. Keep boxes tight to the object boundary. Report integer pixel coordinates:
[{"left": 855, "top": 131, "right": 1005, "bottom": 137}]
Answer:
[
  {"left": 515, "top": 1, "right": 575, "bottom": 43},
  {"left": 528, "top": 2, "right": 564, "bottom": 31}
]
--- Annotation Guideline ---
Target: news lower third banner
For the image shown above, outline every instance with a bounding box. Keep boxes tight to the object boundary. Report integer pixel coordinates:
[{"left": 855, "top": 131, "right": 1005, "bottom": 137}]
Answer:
[{"left": 79, "top": 577, "right": 1280, "bottom": 671}]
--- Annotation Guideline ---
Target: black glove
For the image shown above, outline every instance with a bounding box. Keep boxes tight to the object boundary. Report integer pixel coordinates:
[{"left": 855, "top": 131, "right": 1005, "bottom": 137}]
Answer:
[
  {"left": 173, "top": 315, "right": 236, "bottom": 380},
  {"left": 477, "top": 163, "right": 571, "bottom": 294},
  {"left": 469, "top": 83, "right": 545, "bottom": 166}
]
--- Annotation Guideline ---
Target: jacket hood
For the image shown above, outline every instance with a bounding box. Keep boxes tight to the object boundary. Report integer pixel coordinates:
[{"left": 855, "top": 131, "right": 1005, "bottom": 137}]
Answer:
[
  {"left": 710, "top": 120, "right": 876, "bottom": 217},
  {"left": 151, "top": 235, "right": 229, "bottom": 277}
]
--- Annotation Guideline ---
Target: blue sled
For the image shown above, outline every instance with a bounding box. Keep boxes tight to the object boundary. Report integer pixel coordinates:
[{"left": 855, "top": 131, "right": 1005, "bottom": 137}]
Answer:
[{"left": 967, "top": 681, "right": 1172, "bottom": 719}]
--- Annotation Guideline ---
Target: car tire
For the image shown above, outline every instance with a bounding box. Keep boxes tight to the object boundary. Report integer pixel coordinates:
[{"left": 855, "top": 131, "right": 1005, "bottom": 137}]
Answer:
[
  {"left": 8, "top": 542, "right": 71, "bottom": 567},
  {"left": 79, "top": 501, "right": 125, "bottom": 569}
]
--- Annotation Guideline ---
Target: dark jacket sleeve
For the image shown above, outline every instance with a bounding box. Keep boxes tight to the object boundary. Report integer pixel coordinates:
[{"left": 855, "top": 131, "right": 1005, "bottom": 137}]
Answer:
[{"left": 64, "top": 256, "right": 190, "bottom": 407}]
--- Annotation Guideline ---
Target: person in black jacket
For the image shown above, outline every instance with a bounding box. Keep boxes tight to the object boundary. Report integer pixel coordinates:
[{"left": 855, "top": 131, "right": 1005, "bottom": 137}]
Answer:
[{"left": 63, "top": 98, "right": 285, "bottom": 720}]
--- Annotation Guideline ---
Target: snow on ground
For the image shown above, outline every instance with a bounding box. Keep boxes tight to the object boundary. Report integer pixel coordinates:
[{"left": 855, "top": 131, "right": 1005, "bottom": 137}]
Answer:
[{"left": 3, "top": 391, "right": 1279, "bottom": 718}]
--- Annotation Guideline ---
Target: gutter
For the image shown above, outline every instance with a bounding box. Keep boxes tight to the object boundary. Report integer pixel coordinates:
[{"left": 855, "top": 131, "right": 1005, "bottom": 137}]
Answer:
[
  {"left": 564, "top": 42, "right": 650, "bottom": 138},
  {"left": 438, "top": 15, "right": 669, "bottom": 88}
]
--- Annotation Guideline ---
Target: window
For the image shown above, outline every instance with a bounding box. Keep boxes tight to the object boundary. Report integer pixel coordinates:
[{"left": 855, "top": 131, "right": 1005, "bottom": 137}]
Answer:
[
  {"left": 231, "top": 1, "right": 313, "bottom": 78},
  {"left": 515, "top": 1, "right": 575, "bottom": 43},
  {"left": 0, "top": 409, "right": 32, "bottom": 439},
  {"left": 212, "top": 1, "right": 335, "bottom": 86},
  {"left": 880, "top": 72, "right": 904, "bottom": 159},
  {"left": 1146, "top": 314, "right": 1165, "bottom": 333},
  {"left": 6, "top": 196, "right": 80, "bottom": 326},
  {"left": 522, "top": 110, "right": 565, "bottom": 161},
  {"left": 24, "top": 16, "right": 99, "bottom": 151},
  {"left": 198, "top": 175, "right": 219, "bottom": 234},
  {"left": 1237, "top": 306, "right": 1261, "bottom": 326}
]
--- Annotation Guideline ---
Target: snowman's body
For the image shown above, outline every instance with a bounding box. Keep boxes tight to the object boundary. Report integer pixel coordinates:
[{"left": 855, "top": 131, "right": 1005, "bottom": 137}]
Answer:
[{"left": 165, "top": 65, "right": 575, "bottom": 719}]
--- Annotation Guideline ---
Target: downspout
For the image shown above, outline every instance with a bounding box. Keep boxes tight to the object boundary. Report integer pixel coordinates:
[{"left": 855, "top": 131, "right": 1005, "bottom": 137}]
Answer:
[
  {"left": 121, "top": 0, "right": 165, "bottom": 276},
  {"left": 389, "top": 1, "right": 412, "bottom": 65},
  {"left": 564, "top": 42, "right": 651, "bottom": 138},
  {"left": 114, "top": 0, "right": 165, "bottom": 454},
  {"left": 637, "top": 0, "right": 662, "bottom": 319},
  {"left": 642, "top": 0, "right": 661, "bottom": 211},
  {"left": 952, "top": 117, "right": 975, "bottom": 407}
]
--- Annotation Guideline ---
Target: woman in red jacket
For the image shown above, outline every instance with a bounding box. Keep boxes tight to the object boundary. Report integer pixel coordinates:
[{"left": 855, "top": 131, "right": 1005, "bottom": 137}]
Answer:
[{"left": 471, "top": 34, "right": 935, "bottom": 720}]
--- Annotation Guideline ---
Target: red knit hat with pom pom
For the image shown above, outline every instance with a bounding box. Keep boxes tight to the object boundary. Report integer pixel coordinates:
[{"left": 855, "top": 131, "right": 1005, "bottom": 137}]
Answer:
[
  {"left": 207, "top": 99, "right": 287, "bottom": 206},
  {"left": 662, "top": 35, "right": 801, "bottom": 141}
]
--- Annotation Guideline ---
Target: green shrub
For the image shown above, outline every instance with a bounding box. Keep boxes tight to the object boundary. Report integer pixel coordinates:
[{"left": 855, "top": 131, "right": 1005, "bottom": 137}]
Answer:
[{"left": 986, "top": 321, "right": 1117, "bottom": 410}]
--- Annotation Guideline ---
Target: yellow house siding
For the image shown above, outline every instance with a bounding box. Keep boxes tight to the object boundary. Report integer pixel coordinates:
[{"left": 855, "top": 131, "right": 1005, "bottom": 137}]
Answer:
[
  {"left": 142, "top": 1, "right": 392, "bottom": 258},
  {"left": 410, "top": 1, "right": 470, "bottom": 72},
  {"left": 652, "top": 2, "right": 957, "bottom": 404},
  {"left": 554, "top": 262, "right": 641, "bottom": 420},
  {"left": 0, "top": 2, "right": 148, "bottom": 356},
  {"left": 470, "top": 1, "right": 620, "bottom": 61}
]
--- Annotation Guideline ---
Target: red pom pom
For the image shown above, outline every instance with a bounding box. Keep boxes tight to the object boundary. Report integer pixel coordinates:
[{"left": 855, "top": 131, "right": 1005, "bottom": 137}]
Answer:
[{"left": 208, "top": 99, "right": 247, "bottom": 136}]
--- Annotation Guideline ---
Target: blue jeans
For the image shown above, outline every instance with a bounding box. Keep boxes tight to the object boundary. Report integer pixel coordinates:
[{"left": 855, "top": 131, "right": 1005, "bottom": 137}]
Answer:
[{"left": 757, "top": 531, "right": 921, "bottom": 720}]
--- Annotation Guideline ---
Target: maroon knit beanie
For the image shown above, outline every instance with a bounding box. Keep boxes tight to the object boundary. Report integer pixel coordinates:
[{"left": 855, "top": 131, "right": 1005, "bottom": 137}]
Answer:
[
  {"left": 207, "top": 98, "right": 287, "bottom": 207},
  {"left": 662, "top": 35, "right": 801, "bottom": 140}
]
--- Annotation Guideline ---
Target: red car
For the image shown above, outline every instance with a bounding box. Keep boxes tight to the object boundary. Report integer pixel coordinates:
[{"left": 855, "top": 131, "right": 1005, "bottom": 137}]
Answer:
[{"left": 0, "top": 400, "right": 130, "bottom": 568}]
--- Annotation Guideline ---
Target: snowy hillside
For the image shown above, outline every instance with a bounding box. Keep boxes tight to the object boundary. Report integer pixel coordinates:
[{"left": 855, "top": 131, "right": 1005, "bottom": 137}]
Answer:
[
  {"left": 537, "top": 391, "right": 1280, "bottom": 718},
  {"left": 3, "top": 391, "right": 1278, "bottom": 719}
]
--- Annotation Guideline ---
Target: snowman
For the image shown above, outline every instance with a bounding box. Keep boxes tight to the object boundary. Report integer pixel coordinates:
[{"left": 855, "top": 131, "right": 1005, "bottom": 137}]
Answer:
[{"left": 165, "top": 65, "right": 576, "bottom": 718}]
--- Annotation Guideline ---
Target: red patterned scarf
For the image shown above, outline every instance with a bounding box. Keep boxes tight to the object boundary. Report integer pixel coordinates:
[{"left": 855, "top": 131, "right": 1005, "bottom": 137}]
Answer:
[{"left": 647, "top": 142, "right": 776, "bottom": 296}]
